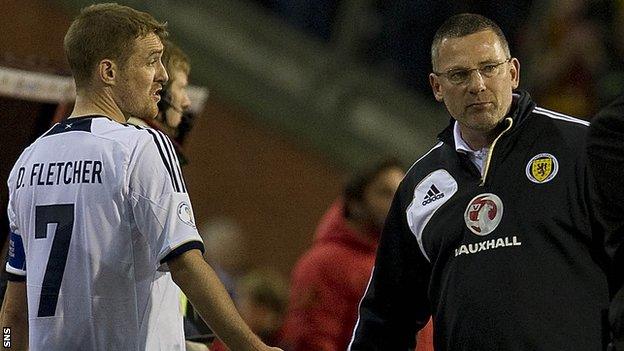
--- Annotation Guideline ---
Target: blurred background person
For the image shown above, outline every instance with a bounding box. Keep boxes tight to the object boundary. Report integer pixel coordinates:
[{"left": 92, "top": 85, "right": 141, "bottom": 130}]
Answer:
[
  {"left": 183, "top": 218, "right": 252, "bottom": 347},
  {"left": 202, "top": 218, "right": 251, "bottom": 299},
  {"left": 519, "top": 0, "right": 612, "bottom": 117},
  {"left": 213, "top": 269, "right": 289, "bottom": 351},
  {"left": 281, "top": 158, "right": 433, "bottom": 351},
  {"left": 588, "top": 92, "right": 624, "bottom": 351},
  {"left": 236, "top": 269, "right": 288, "bottom": 345},
  {"left": 155, "top": 39, "right": 193, "bottom": 137}
]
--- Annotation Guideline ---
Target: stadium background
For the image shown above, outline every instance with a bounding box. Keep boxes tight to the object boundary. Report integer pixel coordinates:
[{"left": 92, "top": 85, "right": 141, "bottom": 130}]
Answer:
[{"left": 0, "top": 0, "right": 620, "bottom": 276}]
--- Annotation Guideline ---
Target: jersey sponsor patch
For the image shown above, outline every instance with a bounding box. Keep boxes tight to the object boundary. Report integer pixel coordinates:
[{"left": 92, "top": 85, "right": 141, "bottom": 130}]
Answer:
[
  {"left": 406, "top": 169, "right": 458, "bottom": 261},
  {"left": 177, "top": 202, "right": 196, "bottom": 228},
  {"left": 464, "top": 193, "right": 503, "bottom": 236},
  {"left": 525, "top": 153, "right": 558, "bottom": 183},
  {"left": 454, "top": 236, "right": 521, "bottom": 256}
]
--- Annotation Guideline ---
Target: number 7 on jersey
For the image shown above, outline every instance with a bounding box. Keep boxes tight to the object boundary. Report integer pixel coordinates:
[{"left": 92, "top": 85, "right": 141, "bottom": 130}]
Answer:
[{"left": 35, "top": 204, "right": 74, "bottom": 317}]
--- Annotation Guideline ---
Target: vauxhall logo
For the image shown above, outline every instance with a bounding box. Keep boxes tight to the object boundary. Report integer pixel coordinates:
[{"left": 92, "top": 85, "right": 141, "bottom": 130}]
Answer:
[
  {"left": 455, "top": 193, "right": 522, "bottom": 257},
  {"left": 464, "top": 193, "right": 503, "bottom": 235},
  {"left": 422, "top": 184, "right": 444, "bottom": 206}
]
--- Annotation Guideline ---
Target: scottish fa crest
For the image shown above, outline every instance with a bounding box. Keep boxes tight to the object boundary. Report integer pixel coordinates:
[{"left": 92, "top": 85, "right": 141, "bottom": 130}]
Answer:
[{"left": 526, "top": 153, "right": 558, "bottom": 184}]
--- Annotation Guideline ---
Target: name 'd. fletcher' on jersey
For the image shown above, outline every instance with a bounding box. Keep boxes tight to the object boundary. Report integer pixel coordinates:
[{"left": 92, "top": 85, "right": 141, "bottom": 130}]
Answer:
[
  {"left": 455, "top": 236, "right": 522, "bottom": 257},
  {"left": 15, "top": 160, "right": 103, "bottom": 189}
]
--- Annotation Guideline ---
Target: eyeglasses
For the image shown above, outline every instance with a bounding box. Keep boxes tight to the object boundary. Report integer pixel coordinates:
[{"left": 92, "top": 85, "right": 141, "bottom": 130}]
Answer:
[{"left": 433, "top": 58, "right": 511, "bottom": 85}]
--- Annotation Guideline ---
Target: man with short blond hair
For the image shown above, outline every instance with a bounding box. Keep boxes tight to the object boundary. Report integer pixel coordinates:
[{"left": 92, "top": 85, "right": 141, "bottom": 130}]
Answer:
[
  {"left": 158, "top": 40, "right": 192, "bottom": 136},
  {"left": 0, "top": 4, "right": 282, "bottom": 351},
  {"left": 63, "top": 2, "right": 168, "bottom": 90}
]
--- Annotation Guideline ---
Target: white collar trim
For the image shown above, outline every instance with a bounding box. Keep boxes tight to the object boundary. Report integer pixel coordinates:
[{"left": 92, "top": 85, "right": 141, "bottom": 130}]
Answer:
[{"left": 453, "top": 121, "right": 478, "bottom": 153}]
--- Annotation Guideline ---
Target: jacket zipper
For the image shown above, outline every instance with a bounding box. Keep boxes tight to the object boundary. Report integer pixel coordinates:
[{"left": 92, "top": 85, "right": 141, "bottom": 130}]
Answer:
[{"left": 480, "top": 117, "right": 514, "bottom": 186}]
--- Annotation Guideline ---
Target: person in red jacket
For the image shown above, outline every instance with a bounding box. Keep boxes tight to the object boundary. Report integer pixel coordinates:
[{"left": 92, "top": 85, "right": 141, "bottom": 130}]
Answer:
[{"left": 281, "top": 158, "right": 433, "bottom": 351}]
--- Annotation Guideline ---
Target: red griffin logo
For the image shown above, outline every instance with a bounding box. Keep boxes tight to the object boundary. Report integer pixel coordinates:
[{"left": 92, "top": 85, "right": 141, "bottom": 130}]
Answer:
[{"left": 464, "top": 193, "right": 503, "bottom": 236}]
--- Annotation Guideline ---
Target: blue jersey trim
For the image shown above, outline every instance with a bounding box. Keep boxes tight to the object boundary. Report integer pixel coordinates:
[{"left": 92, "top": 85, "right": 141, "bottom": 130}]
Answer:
[{"left": 7, "top": 231, "right": 26, "bottom": 274}]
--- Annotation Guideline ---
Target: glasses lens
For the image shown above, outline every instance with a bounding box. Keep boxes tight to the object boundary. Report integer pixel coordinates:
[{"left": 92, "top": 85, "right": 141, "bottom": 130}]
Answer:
[
  {"left": 442, "top": 59, "right": 509, "bottom": 84},
  {"left": 480, "top": 64, "right": 498, "bottom": 77},
  {"left": 449, "top": 70, "right": 469, "bottom": 84}
]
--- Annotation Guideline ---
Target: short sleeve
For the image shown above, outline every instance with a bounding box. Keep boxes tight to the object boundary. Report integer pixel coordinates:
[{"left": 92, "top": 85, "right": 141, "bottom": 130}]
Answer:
[{"left": 128, "top": 130, "right": 204, "bottom": 270}]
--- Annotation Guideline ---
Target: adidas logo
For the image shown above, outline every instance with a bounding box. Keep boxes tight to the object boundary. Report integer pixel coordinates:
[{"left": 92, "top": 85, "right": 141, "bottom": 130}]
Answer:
[{"left": 421, "top": 184, "right": 445, "bottom": 206}]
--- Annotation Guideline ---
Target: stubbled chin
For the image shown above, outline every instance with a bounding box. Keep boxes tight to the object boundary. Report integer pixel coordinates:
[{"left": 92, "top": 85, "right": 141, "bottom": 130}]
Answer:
[
  {"left": 145, "top": 105, "right": 159, "bottom": 119},
  {"left": 464, "top": 115, "right": 499, "bottom": 132}
]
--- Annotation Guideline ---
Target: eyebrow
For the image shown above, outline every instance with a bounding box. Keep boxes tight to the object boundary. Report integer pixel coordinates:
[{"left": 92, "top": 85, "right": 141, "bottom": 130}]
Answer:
[
  {"left": 147, "top": 48, "right": 164, "bottom": 58},
  {"left": 478, "top": 59, "right": 504, "bottom": 64},
  {"left": 446, "top": 59, "right": 504, "bottom": 71}
]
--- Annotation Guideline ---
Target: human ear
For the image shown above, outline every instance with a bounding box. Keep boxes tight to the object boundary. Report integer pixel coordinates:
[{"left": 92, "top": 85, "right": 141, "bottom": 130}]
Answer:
[
  {"left": 429, "top": 73, "right": 444, "bottom": 102},
  {"left": 509, "top": 58, "right": 520, "bottom": 89},
  {"left": 98, "top": 59, "right": 117, "bottom": 86}
]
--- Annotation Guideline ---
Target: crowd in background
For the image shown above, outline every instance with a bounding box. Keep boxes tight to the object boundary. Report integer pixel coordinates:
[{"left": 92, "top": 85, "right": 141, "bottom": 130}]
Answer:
[
  {"left": 3, "top": 0, "right": 623, "bottom": 117},
  {"left": 255, "top": 0, "right": 623, "bottom": 117}
]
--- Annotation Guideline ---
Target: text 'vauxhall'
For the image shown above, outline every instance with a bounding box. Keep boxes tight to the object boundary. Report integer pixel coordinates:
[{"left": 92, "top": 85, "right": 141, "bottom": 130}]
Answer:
[{"left": 455, "top": 236, "right": 522, "bottom": 257}]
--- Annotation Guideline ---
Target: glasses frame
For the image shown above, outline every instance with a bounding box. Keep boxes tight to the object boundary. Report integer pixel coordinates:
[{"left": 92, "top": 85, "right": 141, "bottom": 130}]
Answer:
[{"left": 433, "top": 58, "right": 512, "bottom": 85}]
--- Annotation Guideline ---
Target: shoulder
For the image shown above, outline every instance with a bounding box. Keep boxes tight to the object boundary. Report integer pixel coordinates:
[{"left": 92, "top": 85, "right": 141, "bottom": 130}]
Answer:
[
  {"left": 100, "top": 122, "right": 175, "bottom": 160},
  {"left": 292, "top": 243, "right": 355, "bottom": 280},
  {"left": 530, "top": 106, "right": 589, "bottom": 131},
  {"left": 54, "top": 117, "right": 156, "bottom": 158},
  {"left": 588, "top": 95, "right": 624, "bottom": 165},
  {"left": 130, "top": 125, "right": 174, "bottom": 152},
  {"left": 97, "top": 120, "right": 155, "bottom": 146},
  {"left": 398, "top": 141, "right": 455, "bottom": 201},
  {"left": 590, "top": 95, "right": 624, "bottom": 138},
  {"left": 405, "top": 141, "right": 447, "bottom": 176},
  {"left": 295, "top": 244, "right": 340, "bottom": 271},
  {"left": 593, "top": 93, "right": 624, "bottom": 126},
  {"left": 121, "top": 124, "right": 189, "bottom": 193},
  {"left": 529, "top": 106, "right": 591, "bottom": 147}
]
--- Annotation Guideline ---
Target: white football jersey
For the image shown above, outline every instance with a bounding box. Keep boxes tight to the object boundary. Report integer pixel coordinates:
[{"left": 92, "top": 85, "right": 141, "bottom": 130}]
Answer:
[{"left": 6, "top": 116, "right": 203, "bottom": 350}]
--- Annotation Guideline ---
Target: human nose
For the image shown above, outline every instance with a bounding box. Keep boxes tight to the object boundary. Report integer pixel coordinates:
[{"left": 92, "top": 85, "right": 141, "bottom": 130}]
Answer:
[
  {"left": 466, "top": 69, "right": 486, "bottom": 93},
  {"left": 181, "top": 91, "right": 191, "bottom": 110},
  {"left": 156, "top": 60, "right": 168, "bottom": 85}
]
